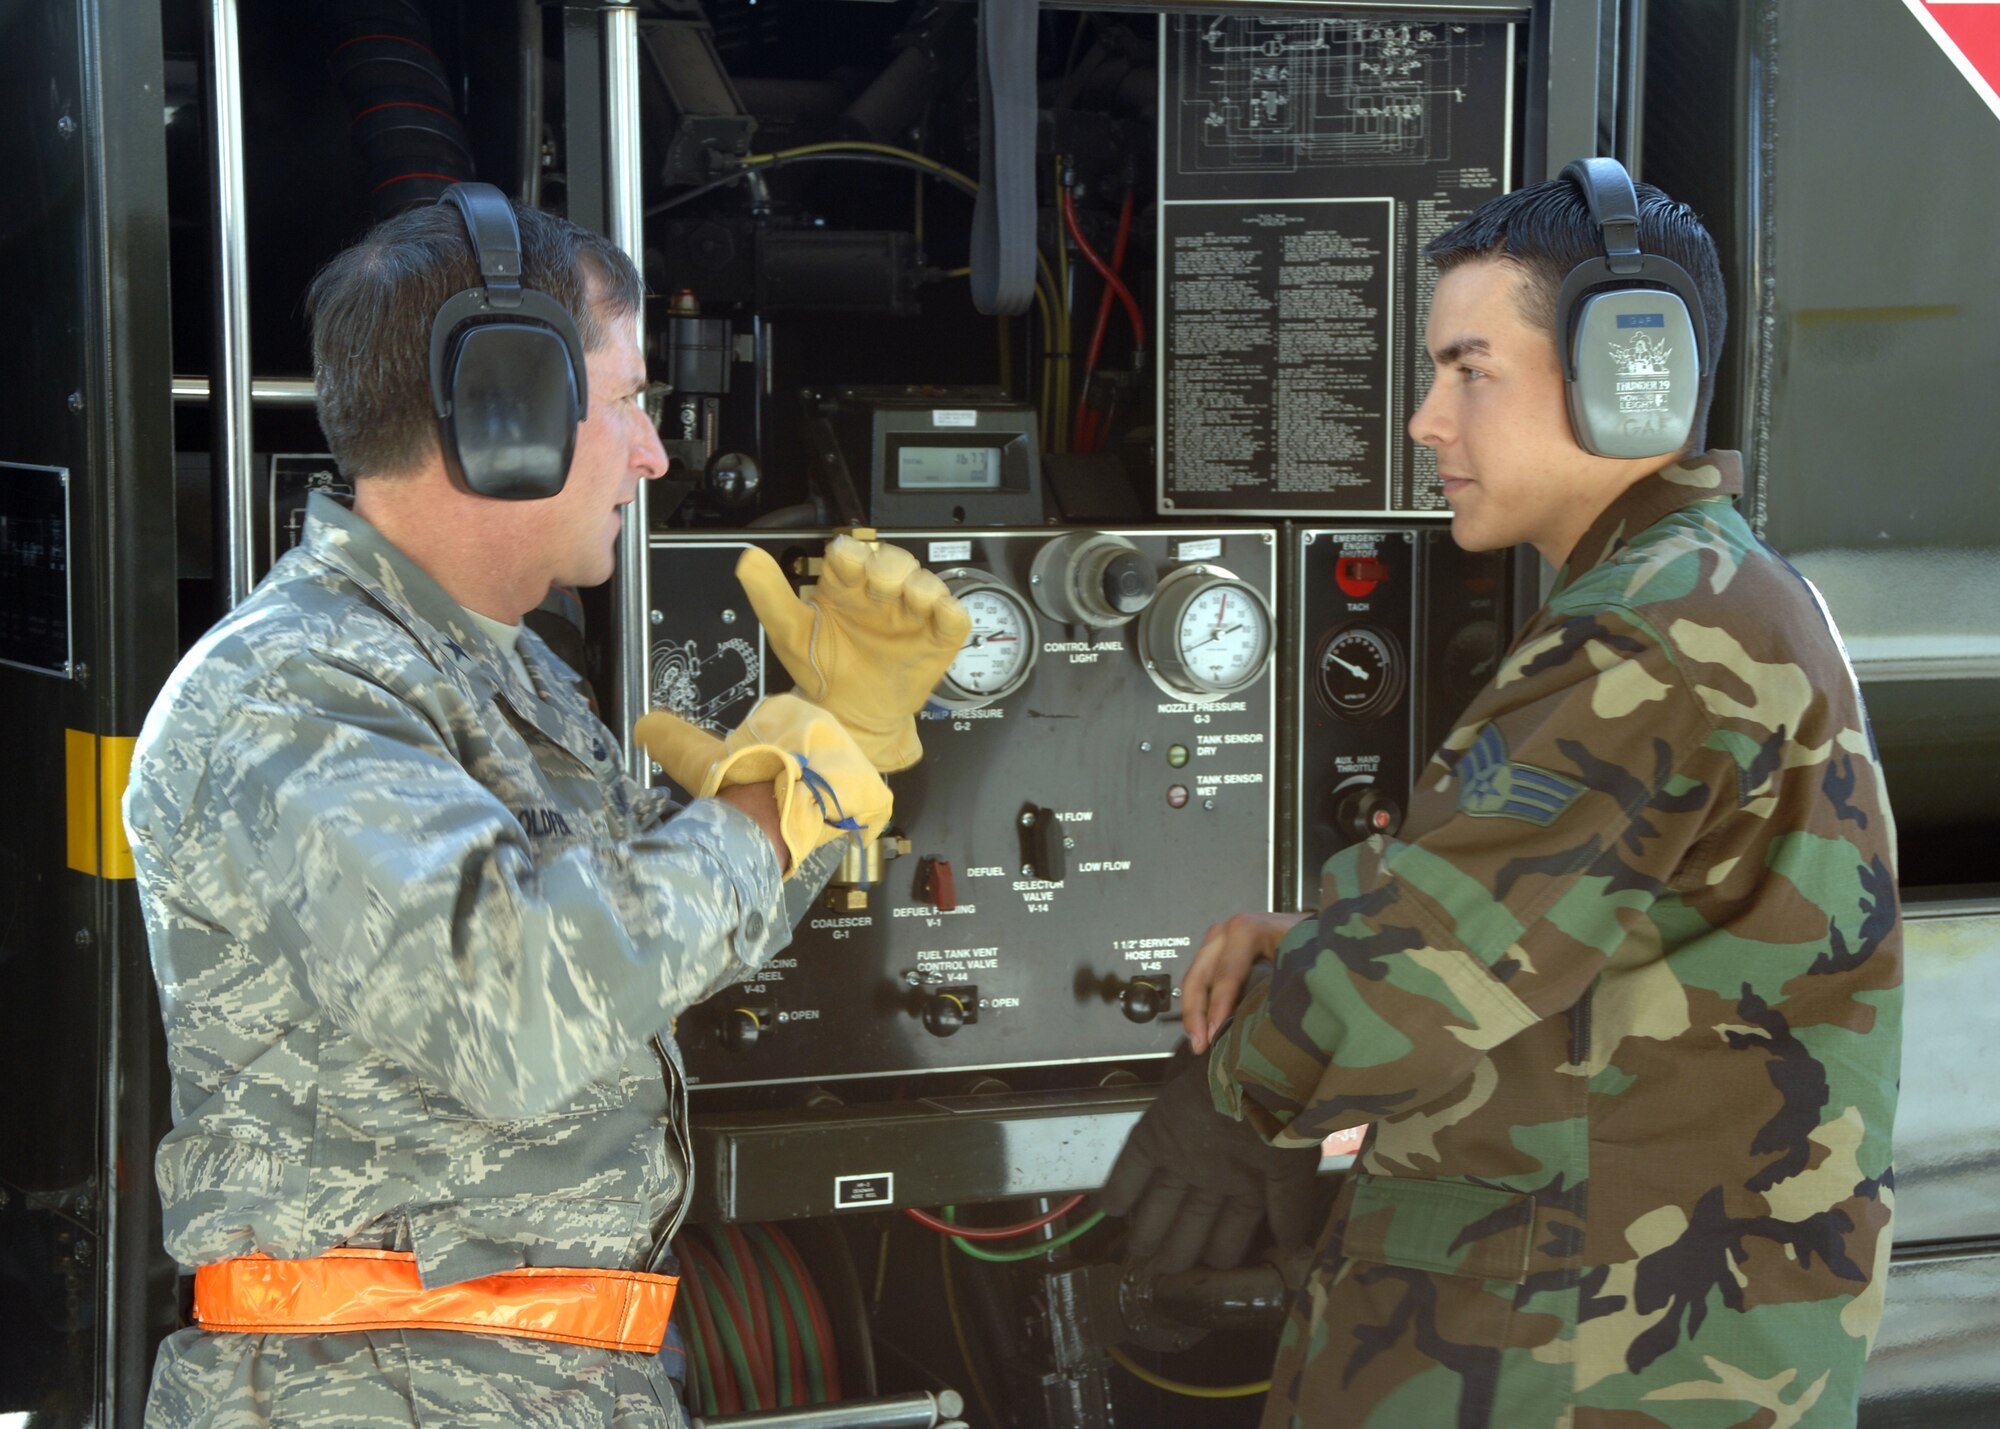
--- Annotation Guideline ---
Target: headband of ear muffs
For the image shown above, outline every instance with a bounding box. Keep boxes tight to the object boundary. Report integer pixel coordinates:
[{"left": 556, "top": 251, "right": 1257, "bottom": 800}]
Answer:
[
  {"left": 1556, "top": 157, "right": 1710, "bottom": 460},
  {"left": 428, "top": 183, "right": 589, "bottom": 499}
]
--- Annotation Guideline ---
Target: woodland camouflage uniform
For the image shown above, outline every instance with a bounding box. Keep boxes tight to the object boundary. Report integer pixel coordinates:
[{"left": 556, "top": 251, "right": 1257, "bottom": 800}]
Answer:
[
  {"left": 1213, "top": 452, "right": 1901, "bottom": 1427},
  {"left": 125, "top": 495, "right": 840, "bottom": 1427}
]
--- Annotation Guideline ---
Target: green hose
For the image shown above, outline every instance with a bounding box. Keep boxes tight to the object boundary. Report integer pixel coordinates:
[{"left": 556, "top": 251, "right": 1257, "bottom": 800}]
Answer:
[
  {"left": 748, "top": 1223, "right": 825, "bottom": 1403},
  {"left": 944, "top": 1205, "right": 1108, "bottom": 1262}
]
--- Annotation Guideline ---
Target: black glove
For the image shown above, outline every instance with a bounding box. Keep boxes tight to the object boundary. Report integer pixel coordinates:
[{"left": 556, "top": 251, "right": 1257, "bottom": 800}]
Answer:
[{"left": 1098, "top": 1056, "right": 1322, "bottom": 1275}]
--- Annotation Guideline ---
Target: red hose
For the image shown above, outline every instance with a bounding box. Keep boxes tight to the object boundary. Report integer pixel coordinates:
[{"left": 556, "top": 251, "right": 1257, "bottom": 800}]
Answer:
[
  {"left": 1068, "top": 188, "right": 1139, "bottom": 450},
  {"left": 903, "top": 1193, "right": 1087, "bottom": 1240},
  {"left": 720, "top": 1225, "right": 777, "bottom": 1402},
  {"left": 687, "top": 1235, "right": 776, "bottom": 1410},
  {"left": 768, "top": 1225, "right": 844, "bottom": 1403},
  {"left": 1061, "top": 189, "right": 1146, "bottom": 354},
  {"left": 688, "top": 1240, "right": 752, "bottom": 1408}
]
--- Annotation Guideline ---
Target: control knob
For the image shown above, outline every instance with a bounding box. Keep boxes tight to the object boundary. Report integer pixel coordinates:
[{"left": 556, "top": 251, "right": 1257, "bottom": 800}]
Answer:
[
  {"left": 1334, "top": 784, "right": 1403, "bottom": 842},
  {"left": 720, "top": 1007, "right": 762, "bottom": 1053},
  {"left": 923, "top": 991, "right": 971, "bottom": 1038},
  {"left": 1121, "top": 978, "right": 1171, "bottom": 1024}
]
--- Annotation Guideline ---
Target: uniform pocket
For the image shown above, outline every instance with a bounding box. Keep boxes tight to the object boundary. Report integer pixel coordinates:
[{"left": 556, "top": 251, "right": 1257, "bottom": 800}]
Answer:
[
  {"left": 1337, "top": 1171, "right": 1535, "bottom": 1282},
  {"left": 1331, "top": 1172, "right": 1533, "bottom": 1356}
]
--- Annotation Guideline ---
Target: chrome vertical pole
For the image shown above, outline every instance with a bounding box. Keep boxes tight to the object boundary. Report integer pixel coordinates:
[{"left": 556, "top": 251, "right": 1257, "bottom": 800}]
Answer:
[
  {"left": 208, "top": 0, "right": 256, "bottom": 607},
  {"left": 605, "top": 0, "right": 652, "bottom": 776}
]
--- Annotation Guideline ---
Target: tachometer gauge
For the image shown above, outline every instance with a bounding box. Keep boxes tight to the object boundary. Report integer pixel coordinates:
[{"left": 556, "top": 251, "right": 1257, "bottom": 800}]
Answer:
[
  {"left": 934, "top": 571, "right": 1039, "bottom": 708},
  {"left": 1139, "top": 566, "right": 1274, "bottom": 700},
  {"left": 1314, "top": 623, "right": 1407, "bottom": 722}
]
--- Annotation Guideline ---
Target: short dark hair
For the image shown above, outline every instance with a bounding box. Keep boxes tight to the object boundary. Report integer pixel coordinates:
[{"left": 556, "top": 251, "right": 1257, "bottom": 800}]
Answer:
[
  {"left": 1425, "top": 174, "right": 1728, "bottom": 452},
  {"left": 306, "top": 198, "right": 644, "bottom": 479}
]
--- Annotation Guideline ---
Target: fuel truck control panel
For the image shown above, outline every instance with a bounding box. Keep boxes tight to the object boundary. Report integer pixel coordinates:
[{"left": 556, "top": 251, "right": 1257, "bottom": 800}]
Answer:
[
  {"left": 1286, "top": 527, "right": 1510, "bottom": 906},
  {"left": 649, "top": 526, "right": 1279, "bottom": 1087}
]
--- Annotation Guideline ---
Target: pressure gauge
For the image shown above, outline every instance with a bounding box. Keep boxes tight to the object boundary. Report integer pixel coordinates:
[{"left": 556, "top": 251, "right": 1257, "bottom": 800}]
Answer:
[
  {"left": 1139, "top": 566, "right": 1274, "bottom": 700},
  {"left": 934, "top": 571, "right": 1039, "bottom": 708},
  {"left": 1314, "top": 623, "right": 1407, "bottom": 723}
]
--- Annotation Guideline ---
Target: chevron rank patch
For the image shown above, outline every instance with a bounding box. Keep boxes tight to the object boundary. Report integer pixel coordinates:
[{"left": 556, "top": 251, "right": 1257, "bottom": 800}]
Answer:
[{"left": 1455, "top": 723, "right": 1586, "bottom": 826}]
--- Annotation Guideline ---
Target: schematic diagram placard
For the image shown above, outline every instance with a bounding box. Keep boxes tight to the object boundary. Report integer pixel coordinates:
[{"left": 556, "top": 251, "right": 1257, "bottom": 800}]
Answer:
[{"left": 1158, "top": 15, "right": 1516, "bottom": 517}]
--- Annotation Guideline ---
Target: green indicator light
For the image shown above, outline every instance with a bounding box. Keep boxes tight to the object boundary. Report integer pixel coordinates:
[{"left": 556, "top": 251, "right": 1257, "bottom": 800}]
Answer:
[{"left": 1167, "top": 744, "right": 1189, "bottom": 768}]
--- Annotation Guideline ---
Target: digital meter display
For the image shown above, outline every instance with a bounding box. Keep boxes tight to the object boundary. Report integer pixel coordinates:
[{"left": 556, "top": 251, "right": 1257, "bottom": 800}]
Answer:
[{"left": 895, "top": 445, "right": 1002, "bottom": 491}]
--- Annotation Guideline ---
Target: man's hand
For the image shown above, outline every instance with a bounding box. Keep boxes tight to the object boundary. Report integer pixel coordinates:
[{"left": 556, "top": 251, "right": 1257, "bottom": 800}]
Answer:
[
  {"left": 735, "top": 536, "right": 971, "bottom": 773},
  {"left": 715, "top": 781, "right": 789, "bottom": 874},
  {"left": 1098, "top": 1058, "right": 1321, "bottom": 1275},
  {"left": 1182, "top": 911, "right": 1312, "bottom": 1053},
  {"left": 634, "top": 695, "right": 893, "bottom": 870}
]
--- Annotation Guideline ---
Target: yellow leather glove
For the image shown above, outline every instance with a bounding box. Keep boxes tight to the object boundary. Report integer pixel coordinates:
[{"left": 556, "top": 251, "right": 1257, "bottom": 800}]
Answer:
[
  {"left": 634, "top": 694, "right": 893, "bottom": 869},
  {"left": 735, "top": 536, "right": 972, "bottom": 773}
]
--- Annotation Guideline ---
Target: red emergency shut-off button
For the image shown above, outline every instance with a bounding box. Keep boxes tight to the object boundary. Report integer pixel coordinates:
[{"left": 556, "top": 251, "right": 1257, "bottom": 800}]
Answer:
[{"left": 1336, "top": 556, "right": 1390, "bottom": 598}]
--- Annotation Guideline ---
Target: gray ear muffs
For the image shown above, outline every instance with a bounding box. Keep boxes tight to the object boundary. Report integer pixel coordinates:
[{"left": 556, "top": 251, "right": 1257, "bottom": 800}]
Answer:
[
  {"left": 1557, "top": 158, "right": 1710, "bottom": 459},
  {"left": 429, "top": 183, "right": 589, "bottom": 499}
]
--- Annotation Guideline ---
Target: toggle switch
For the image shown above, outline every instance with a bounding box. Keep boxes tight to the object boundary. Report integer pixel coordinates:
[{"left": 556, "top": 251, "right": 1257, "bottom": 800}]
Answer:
[
  {"left": 1019, "top": 805, "right": 1067, "bottom": 883},
  {"left": 1335, "top": 554, "right": 1390, "bottom": 598},
  {"left": 921, "top": 856, "right": 958, "bottom": 912}
]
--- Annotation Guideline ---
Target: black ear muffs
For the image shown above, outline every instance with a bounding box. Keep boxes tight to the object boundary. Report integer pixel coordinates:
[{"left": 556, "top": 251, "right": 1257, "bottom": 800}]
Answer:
[
  {"left": 1556, "top": 158, "right": 1710, "bottom": 460},
  {"left": 429, "top": 183, "right": 589, "bottom": 499}
]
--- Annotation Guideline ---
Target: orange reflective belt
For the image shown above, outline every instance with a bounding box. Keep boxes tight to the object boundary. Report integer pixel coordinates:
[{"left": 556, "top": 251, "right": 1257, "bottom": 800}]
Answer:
[{"left": 193, "top": 1248, "right": 678, "bottom": 1354}]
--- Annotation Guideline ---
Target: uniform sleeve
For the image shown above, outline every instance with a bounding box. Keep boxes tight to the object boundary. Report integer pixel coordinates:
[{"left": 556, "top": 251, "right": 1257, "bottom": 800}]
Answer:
[
  {"left": 203, "top": 652, "right": 793, "bottom": 1121},
  {"left": 1212, "top": 604, "right": 1726, "bottom": 1143},
  {"left": 678, "top": 840, "right": 848, "bottom": 1009}
]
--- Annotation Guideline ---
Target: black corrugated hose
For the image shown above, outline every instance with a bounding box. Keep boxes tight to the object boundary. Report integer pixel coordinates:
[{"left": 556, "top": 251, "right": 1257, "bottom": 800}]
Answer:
[{"left": 326, "top": 0, "right": 476, "bottom": 217}]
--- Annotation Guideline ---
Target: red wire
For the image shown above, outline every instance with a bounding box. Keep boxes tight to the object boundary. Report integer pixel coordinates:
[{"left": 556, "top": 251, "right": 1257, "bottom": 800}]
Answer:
[
  {"left": 1070, "top": 188, "right": 1137, "bottom": 450},
  {"left": 679, "top": 1244, "right": 741, "bottom": 1416},
  {"left": 768, "top": 1225, "right": 843, "bottom": 1402},
  {"left": 903, "top": 1193, "right": 1087, "bottom": 1240},
  {"left": 1060, "top": 190, "right": 1146, "bottom": 354}
]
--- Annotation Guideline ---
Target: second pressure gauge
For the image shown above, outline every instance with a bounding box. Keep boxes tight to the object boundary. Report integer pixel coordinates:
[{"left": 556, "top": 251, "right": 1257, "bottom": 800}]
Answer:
[
  {"left": 934, "top": 570, "right": 1039, "bottom": 708},
  {"left": 1139, "top": 566, "right": 1274, "bottom": 700}
]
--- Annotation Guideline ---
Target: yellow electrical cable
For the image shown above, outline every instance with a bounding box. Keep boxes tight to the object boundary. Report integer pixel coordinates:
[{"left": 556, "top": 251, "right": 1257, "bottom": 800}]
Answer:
[
  {"left": 1107, "top": 1345, "right": 1272, "bottom": 1399},
  {"left": 938, "top": 1235, "right": 1003, "bottom": 1429},
  {"left": 744, "top": 140, "right": 978, "bottom": 192},
  {"left": 1050, "top": 154, "right": 1072, "bottom": 451},
  {"left": 739, "top": 142, "right": 1062, "bottom": 319}
]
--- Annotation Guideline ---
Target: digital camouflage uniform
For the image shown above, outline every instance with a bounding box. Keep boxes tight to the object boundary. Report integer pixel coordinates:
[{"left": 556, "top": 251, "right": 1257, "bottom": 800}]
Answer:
[
  {"left": 124, "top": 494, "right": 840, "bottom": 1428},
  {"left": 1213, "top": 454, "right": 1901, "bottom": 1427}
]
